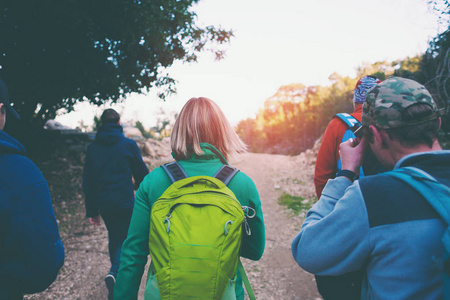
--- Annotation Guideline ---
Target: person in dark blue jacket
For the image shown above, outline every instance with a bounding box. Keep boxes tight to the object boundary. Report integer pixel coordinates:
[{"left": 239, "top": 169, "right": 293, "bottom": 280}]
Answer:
[
  {"left": 82, "top": 108, "right": 149, "bottom": 300},
  {"left": 0, "top": 79, "right": 64, "bottom": 299}
]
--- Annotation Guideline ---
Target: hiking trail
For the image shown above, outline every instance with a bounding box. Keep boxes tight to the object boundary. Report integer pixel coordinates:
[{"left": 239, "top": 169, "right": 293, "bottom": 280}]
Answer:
[{"left": 26, "top": 150, "right": 322, "bottom": 300}]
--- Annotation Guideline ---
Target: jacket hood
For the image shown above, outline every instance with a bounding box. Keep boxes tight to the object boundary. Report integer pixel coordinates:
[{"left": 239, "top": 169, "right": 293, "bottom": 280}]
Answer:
[
  {"left": 95, "top": 124, "right": 124, "bottom": 145},
  {"left": 395, "top": 150, "right": 450, "bottom": 170},
  {"left": 0, "top": 130, "right": 26, "bottom": 155}
]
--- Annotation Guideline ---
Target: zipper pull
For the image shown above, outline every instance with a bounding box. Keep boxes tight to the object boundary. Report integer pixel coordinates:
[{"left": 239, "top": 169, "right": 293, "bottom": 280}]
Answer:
[
  {"left": 163, "top": 214, "right": 171, "bottom": 233},
  {"left": 242, "top": 206, "right": 256, "bottom": 219},
  {"left": 244, "top": 218, "right": 251, "bottom": 235},
  {"left": 224, "top": 220, "right": 234, "bottom": 235},
  {"left": 242, "top": 206, "right": 255, "bottom": 236}
]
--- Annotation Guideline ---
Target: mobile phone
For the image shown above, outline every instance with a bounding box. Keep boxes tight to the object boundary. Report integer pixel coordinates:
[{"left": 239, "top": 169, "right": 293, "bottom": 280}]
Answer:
[{"left": 353, "top": 125, "right": 364, "bottom": 139}]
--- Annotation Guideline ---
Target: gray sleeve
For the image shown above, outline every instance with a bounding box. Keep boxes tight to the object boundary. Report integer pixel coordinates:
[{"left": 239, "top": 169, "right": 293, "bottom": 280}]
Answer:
[{"left": 291, "top": 177, "right": 371, "bottom": 275}]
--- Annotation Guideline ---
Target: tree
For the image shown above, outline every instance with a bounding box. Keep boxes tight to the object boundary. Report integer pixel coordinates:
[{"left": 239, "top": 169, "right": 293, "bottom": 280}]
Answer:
[
  {"left": 0, "top": 0, "right": 232, "bottom": 125},
  {"left": 392, "top": 1, "right": 450, "bottom": 137},
  {"left": 135, "top": 121, "right": 152, "bottom": 139},
  {"left": 236, "top": 72, "right": 372, "bottom": 155}
]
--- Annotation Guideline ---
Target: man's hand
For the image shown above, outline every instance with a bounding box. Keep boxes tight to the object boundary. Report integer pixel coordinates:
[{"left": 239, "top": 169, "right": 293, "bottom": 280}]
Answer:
[
  {"left": 339, "top": 136, "right": 369, "bottom": 174},
  {"left": 89, "top": 216, "right": 101, "bottom": 226}
]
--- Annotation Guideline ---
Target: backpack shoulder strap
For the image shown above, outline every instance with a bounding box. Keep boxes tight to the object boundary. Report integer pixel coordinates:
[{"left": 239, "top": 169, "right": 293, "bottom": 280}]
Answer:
[
  {"left": 388, "top": 166, "right": 450, "bottom": 298},
  {"left": 336, "top": 113, "right": 364, "bottom": 176},
  {"left": 161, "top": 161, "right": 188, "bottom": 183},
  {"left": 335, "top": 113, "right": 361, "bottom": 131},
  {"left": 162, "top": 161, "right": 239, "bottom": 185},
  {"left": 213, "top": 165, "right": 240, "bottom": 185},
  {"left": 238, "top": 259, "right": 256, "bottom": 300},
  {"left": 388, "top": 166, "right": 450, "bottom": 248}
]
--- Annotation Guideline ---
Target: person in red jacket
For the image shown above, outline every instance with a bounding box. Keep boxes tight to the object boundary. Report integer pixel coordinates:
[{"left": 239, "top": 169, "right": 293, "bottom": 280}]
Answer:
[{"left": 314, "top": 75, "right": 381, "bottom": 198}]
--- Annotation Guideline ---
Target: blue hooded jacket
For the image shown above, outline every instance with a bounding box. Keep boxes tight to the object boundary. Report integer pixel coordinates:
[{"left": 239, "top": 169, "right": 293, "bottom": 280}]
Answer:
[
  {"left": 83, "top": 124, "right": 149, "bottom": 217},
  {"left": 0, "top": 130, "right": 64, "bottom": 299}
]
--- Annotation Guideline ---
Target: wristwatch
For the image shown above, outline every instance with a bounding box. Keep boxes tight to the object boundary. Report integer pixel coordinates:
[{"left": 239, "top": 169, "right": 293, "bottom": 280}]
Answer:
[{"left": 336, "top": 169, "right": 357, "bottom": 181}]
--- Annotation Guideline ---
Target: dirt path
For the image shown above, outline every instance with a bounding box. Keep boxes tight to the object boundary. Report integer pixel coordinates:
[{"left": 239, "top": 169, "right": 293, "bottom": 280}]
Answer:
[
  {"left": 230, "top": 153, "right": 320, "bottom": 300},
  {"left": 26, "top": 150, "right": 322, "bottom": 300}
]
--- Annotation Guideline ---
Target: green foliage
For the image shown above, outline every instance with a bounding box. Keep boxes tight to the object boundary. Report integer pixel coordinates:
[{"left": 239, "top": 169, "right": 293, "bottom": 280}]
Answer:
[
  {"left": 439, "top": 131, "right": 450, "bottom": 149},
  {"left": 423, "top": 33, "right": 450, "bottom": 133},
  {"left": 135, "top": 121, "right": 152, "bottom": 139},
  {"left": 237, "top": 75, "right": 356, "bottom": 155},
  {"left": 237, "top": 2, "right": 450, "bottom": 155},
  {"left": 278, "top": 192, "right": 311, "bottom": 214},
  {"left": 237, "top": 51, "right": 450, "bottom": 155},
  {"left": 0, "top": 0, "right": 233, "bottom": 125},
  {"left": 135, "top": 109, "right": 176, "bottom": 140},
  {"left": 150, "top": 109, "right": 177, "bottom": 140},
  {"left": 356, "top": 61, "right": 396, "bottom": 79},
  {"left": 400, "top": 1, "right": 450, "bottom": 133},
  {"left": 92, "top": 115, "right": 102, "bottom": 132},
  {"left": 428, "top": 1, "right": 450, "bottom": 26}
]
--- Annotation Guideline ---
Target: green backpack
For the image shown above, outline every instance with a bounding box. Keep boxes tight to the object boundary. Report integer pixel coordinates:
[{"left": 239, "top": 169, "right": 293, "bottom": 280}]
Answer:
[{"left": 146, "top": 162, "right": 255, "bottom": 300}]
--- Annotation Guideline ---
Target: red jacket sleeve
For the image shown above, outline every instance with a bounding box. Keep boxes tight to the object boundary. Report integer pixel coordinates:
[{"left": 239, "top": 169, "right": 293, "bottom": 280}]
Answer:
[
  {"left": 314, "top": 111, "right": 362, "bottom": 198},
  {"left": 314, "top": 118, "right": 347, "bottom": 198}
]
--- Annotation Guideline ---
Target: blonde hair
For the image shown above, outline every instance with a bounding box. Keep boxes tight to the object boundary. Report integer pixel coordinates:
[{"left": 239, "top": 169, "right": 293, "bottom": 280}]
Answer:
[{"left": 171, "top": 97, "right": 247, "bottom": 161}]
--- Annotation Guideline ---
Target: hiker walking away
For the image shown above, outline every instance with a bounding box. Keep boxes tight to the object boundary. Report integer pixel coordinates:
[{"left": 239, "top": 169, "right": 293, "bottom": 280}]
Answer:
[
  {"left": 314, "top": 75, "right": 383, "bottom": 198},
  {"left": 114, "top": 97, "right": 265, "bottom": 300},
  {"left": 83, "top": 108, "right": 149, "bottom": 300},
  {"left": 292, "top": 77, "right": 449, "bottom": 299},
  {"left": 0, "top": 79, "right": 64, "bottom": 299},
  {"left": 312, "top": 75, "right": 385, "bottom": 299}
]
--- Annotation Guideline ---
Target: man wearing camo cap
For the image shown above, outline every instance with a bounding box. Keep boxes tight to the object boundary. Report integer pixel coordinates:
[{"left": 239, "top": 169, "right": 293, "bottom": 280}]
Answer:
[{"left": 292, "top": 77, "right": 449, "bottom": 299}]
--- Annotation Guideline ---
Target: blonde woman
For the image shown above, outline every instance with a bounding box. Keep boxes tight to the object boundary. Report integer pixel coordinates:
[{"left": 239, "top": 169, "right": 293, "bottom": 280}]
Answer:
[{"left": 114, "top": 97, "right": 265, "bottom": 299}]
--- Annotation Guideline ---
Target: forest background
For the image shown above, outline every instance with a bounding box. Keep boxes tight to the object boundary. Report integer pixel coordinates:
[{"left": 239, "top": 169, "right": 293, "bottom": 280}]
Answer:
[
  {"left": 233, "top": 3, "right": 450, "bottom": 155},
  {"left": 0, "top": 1, "right": 449, "bottom": 156},
  {"left": 236, "top": 54, "right": 450, "bottom": 155}
]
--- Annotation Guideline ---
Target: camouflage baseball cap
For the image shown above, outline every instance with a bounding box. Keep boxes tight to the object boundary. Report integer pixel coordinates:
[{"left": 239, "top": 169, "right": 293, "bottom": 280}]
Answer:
[{"left": 362, "top": 76, "right": 440, "bottom": 129}]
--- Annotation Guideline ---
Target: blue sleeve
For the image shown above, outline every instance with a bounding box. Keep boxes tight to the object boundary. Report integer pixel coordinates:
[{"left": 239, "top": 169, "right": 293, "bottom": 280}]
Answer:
[
  {"left": 291, "top": 177, "right": 371, "bottom": 275},
  {"left": 0, "top": 169, "right": 64, "bottom": 293},
  {"left": 82, "top": 146, "right": 98, "bottom": 217},
  {"left": 130, "top": 141, "right": 149, "bottom": 188}
]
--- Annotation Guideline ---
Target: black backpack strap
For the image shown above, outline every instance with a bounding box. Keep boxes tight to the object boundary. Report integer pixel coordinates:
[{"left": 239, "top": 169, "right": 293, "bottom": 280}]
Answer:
[
  {"left": 161, "top": 161, "right": 188, "bottom": 183},
  {"left": 162, "top": 162, "right": 239, "bottom": 185},
  {"left": 214, "top": 165, "right": 240, "bottom": 185}
]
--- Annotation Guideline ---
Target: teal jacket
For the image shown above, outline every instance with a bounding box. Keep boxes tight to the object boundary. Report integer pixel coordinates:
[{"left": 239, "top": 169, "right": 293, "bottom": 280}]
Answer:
[{"left": 115, "top": 143, "right": 265, "bottom": 299}]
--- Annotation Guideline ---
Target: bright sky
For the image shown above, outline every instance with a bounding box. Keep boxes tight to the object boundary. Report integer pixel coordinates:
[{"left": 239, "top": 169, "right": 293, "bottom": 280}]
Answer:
[{"left": 56, "top": 0, "right": 444, "bottom": 130}]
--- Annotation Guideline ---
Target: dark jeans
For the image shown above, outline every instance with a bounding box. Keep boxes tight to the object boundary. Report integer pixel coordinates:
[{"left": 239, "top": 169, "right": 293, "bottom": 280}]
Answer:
[
  {"left": 315, "top": 270, "right": 363, "bottom": 300},
  {"left": 100, "top": 207, "right": 133, "bottom": 276}
]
